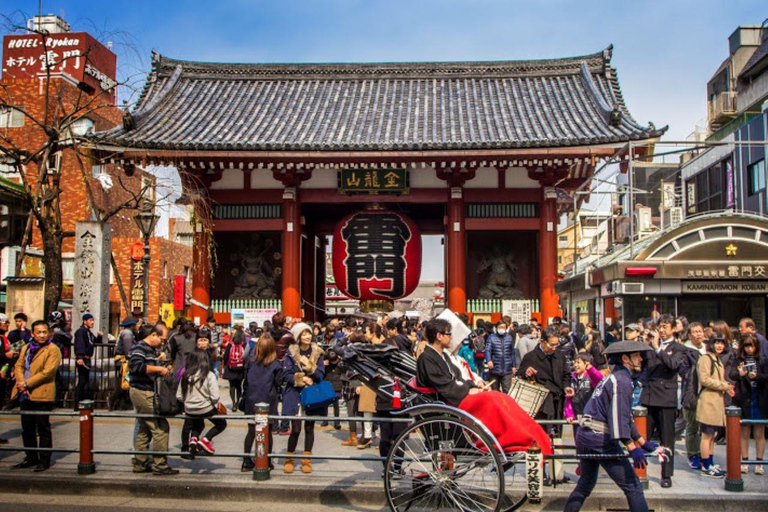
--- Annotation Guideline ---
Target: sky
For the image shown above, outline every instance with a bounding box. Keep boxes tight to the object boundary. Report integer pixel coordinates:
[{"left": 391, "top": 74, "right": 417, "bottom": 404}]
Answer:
[{"left": 3, "top": 1, "right": 766, "bottom": 279}]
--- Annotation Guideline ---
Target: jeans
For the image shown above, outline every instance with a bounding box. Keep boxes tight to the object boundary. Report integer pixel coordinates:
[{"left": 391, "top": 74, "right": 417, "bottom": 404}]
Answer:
[
  {"left": 490, "top": 373, "right": 512, "bottom": 394},
  {"left": 20, "top": 401, "right": 53, "bottom": 464},
  {"left": 378, "top": 410, "right": 408, "bottom": 469},
  {"left": 74, "top": 365, "right": 91, "bottom": 409},
  {"left": 682, "top": 407, "right": 700, "bottom": 457},
  {"left": 564, "top": 430, "right": 649, "bottom": 512},
  {"left": 130, "top": 387, "right": 170, "bottom": 470}
]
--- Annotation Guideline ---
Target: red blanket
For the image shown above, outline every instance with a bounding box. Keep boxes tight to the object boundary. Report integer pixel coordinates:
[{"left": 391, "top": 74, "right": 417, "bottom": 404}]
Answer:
[{"left": 458, "top": 391, "right": 553, "bottom": 455}]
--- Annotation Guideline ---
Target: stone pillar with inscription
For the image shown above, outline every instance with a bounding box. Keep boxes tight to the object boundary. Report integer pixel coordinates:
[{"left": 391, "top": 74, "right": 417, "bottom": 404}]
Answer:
[{"left": 74, "top": 222, "right": 112, "bottom": 335}]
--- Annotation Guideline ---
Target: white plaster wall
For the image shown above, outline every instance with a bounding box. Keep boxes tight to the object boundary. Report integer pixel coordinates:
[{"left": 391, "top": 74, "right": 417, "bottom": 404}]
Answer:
[
  {"left": 506, "top": 167, "right": 540, "bottom": 188},
  {"left": 463, "top": 166, "right": 497, "bottom": 189},
  {"left": 251, "top": 170, "right": 284, "bottom": 189},
  {"left": 302, "top": 166, "right": 338, "bottom": 189},
  {"left": 410, "top": 167, "right": 448, "bottom": 188},
  {"left": 209, "top": 168, "right": 242, "bottom": 189}
]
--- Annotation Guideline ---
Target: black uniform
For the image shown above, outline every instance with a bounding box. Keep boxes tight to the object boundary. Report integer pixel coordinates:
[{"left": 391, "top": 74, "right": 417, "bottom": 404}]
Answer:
[
  {"left": 640, "top": 338, "right": 685, "bottom": 480},
  {"left": 564, "top": 366, "right": 648, "bottom": 512}
]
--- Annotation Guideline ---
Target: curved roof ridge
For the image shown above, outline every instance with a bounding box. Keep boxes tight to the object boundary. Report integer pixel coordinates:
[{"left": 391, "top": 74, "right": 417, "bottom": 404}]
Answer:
[{"left": 150, "top": 47, "right": 614, "bottom": 80}]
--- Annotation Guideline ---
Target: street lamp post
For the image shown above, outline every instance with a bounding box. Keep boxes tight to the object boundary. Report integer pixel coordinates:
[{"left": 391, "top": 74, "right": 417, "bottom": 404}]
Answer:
[{"left": 133, "top": 209, "right": 159, "bottom": 324}]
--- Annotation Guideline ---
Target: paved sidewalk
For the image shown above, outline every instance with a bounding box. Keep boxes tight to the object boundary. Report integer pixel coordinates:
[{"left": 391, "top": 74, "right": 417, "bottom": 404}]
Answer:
[{"left": 1, "top": 386, "right": 767, "bottom": 511}]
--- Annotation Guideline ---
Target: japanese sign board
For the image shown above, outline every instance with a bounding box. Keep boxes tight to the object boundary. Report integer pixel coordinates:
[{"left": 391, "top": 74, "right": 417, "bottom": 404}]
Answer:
[
  {"left": 682, "top": 281, "right": 768, "bottom": 294},
  {"left": 73, "top": 222, "right": 111, "bottom": 334},
  {"left": 2, "top": 32, "right": 117, "bottom": 103},
  {"left": 173, "top": 275, "right": 186, "bottom": 310},
  {"left": 502, "top": 300, "right": 533, "bottom": 325},
  {"left": 338, "top": 169, "right": 409, "bottom": 194},
  {"left": 129, "top": 250, "right": 146, "bottom": 315},
  {"left": 230, "top": 309, "right": 278, "bottom": 327}
]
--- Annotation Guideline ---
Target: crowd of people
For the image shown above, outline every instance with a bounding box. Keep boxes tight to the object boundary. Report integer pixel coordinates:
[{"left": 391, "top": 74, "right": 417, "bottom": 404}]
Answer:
[{"left": 1, "top": 308, "right": 767, "bottom": 488}]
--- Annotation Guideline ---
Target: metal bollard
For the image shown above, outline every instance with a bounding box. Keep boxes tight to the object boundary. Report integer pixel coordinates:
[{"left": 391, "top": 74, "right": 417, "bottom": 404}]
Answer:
[
  {"left": 253, "top": 402, "right": 271, "bottom": 481},
  {"left": 632, "top": 406, "right": 648, "bottom": 490},
  {"left": 526, "top": 442, "right": 543, "bottom": 504},
  {"left": 78, "top": 399, "right": 96, "bottom": 475},
  {"left": 725, "top": 406, "right": 743, "bottom": 492}
]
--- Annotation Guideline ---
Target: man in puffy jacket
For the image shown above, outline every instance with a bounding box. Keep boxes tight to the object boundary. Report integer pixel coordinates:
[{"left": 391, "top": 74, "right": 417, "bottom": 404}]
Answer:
[{"left": 484, "top": 320, "right": 516, "bottom": 393}]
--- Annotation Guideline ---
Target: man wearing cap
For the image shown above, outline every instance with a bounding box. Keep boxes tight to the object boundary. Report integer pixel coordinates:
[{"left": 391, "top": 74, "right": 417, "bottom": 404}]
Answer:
[
  {"left": 564, "top": 340, "right": 659, "bottom": 512},
  {"left": 109, "top": 317, "right": 141, "bottom": 411},
  {"left": 624, "top": 324, "right": 642, "bottom": 342},
  {"left": 73, "top": 314, "right": 99, "bottom": 410}
]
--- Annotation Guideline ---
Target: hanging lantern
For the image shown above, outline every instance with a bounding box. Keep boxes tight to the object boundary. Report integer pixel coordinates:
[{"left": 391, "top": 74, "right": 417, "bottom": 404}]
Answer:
[{"left": 332, "top": 207, "right": 422, "bottom": 312}]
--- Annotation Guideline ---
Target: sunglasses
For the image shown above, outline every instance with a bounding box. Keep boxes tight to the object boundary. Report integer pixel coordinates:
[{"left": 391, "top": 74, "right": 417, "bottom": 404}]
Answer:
[{"left": 440, "top": 331, "right": 452, "bottom": 336}]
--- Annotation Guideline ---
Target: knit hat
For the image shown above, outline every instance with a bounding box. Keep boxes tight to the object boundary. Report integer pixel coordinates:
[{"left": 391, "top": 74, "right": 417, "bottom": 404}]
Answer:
[
  {"left": 0, "top": 313, "right": 8, "bottom": 322},
  {"left": 290, "top": 322, "right": 312, "bottom": 341},
  {"left": 82, "top": 313, "right": 94, "bottom": 321}
]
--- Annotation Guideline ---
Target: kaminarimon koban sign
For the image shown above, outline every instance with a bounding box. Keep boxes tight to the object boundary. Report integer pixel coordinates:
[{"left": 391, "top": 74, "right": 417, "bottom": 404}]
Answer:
[{"left": 332, "top": 207, "right": 421, "bottom": 312}]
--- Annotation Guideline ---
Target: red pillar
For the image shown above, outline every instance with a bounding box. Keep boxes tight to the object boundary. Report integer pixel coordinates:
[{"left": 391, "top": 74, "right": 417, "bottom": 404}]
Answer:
[
  {"left": 191, "top": 199, "right": 211, "bottom": 324},
  {"left": 446, "top": 187, "right": 467, "bottom": 313},
  {"left": 282, "top": 187, "right": 302, "bottom": 318},
  {"left": 539, "top": 187, "right": 559, "bottom": 327},
  {"left": 604, "top": 297, "right": 616, "bottom": 326}
]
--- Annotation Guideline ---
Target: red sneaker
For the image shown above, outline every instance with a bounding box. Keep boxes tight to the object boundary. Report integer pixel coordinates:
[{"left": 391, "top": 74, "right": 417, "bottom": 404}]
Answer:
[{"left": 197, "top": 437, "right": 215, "bottom": 454}]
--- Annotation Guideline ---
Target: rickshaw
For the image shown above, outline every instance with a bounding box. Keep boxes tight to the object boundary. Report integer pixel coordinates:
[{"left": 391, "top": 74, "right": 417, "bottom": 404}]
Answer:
[{"left": 343, "top": 344, "right": 529, "bottom": 512}]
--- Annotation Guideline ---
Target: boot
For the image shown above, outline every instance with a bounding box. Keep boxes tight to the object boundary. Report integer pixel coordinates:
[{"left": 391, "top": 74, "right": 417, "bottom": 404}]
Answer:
[
  {"left": 283, "top": 452, "right": 295, "bottom": 474},
  {"left": 341, "top": 432, "right": 358, "bottom": 447},
  {"left": 301, "top": 451, "right": 312, "bottom": 474}
]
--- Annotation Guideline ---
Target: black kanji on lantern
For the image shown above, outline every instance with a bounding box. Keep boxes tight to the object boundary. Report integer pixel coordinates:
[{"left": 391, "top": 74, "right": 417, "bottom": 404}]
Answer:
[{"left": 341, "top": 212, "right": 412, "bottom": 299}]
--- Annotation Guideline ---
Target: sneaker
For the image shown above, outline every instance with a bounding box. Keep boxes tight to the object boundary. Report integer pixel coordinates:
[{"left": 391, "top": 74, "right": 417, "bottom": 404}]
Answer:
[
  {"left": 132, "top": 464, "right": 152, "bottom": 474},
  {"left": 756, "top": 465, "right": 765, "bottom": 475},
  {"left": 688, "top": 455, "right": 701, "bottom": 470},
  {"left": 189, "top": 437, "right": 199, "bottom": 454},
  {"left": 701, "top": 466, "right": 725, "bottom": 478},
  {"left": 151, "top": 466, "right": 180, "bottom": 476},
  {"left": 197, "top": 437, "right": 215, "bottom": 454},
  {"left": 741, "top": 464, "right": 749, "bottom": 474},
  {"left": 660, "top": 477, "right": 672, "bottom": 488}
]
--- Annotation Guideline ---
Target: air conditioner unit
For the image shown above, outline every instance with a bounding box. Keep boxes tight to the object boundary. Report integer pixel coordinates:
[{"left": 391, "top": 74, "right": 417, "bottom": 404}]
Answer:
[
  {"left": 634, "top": 206, "right": 653, "bottom": 233},
  {"left": 622, "top": 282, "right": 644, "bottom": 294},
  {"left": 661, "top": 207, "right": 684, "bottom": 229}
]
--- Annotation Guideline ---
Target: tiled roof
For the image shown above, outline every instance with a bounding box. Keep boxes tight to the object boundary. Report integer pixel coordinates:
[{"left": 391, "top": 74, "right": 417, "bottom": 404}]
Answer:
[{"left": 96, "top": 46, "right": 665, "bottom": 152}]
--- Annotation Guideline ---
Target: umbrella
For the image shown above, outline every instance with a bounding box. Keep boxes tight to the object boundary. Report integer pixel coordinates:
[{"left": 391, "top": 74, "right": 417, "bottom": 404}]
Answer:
[{"left": 603, "top": 340, "right": 654, "bottom": 355}]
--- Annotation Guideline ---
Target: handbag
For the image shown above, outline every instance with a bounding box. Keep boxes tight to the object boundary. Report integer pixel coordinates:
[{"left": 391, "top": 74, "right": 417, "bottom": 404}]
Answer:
[
  {"left": 193, "top": 382, "right": 228, "bottom": 415},
  {"left": 300, "top": 380, "right": 337, "bottom": 410}
]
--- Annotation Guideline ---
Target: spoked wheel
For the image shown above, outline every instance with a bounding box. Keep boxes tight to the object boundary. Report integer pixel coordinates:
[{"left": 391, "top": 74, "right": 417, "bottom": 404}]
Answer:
[{"left": 384, "top": 416, "right": 505, "bottom": 512}]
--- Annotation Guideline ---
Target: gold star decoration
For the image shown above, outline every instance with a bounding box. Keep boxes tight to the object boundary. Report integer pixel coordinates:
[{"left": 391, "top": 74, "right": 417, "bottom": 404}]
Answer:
[{"left": 725, "top": 244, "right": 738, "bottom": 257}]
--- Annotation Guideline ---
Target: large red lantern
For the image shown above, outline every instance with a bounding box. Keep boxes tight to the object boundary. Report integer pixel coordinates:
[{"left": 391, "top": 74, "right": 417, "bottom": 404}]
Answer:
[{"left": 332, "top": 208, "right": 421, "bottom": 310}]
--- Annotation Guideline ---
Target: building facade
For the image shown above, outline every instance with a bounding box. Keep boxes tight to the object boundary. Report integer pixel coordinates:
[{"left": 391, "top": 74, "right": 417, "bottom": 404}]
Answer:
[
  {"left": 0, "top": 16, "right": 192, "bottom": 329},
  {"left": 92, "top": 48, "right": 663, "bottom": 327}
]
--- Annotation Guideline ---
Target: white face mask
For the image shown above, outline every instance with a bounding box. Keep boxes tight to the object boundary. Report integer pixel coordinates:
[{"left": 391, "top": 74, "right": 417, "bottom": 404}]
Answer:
[{"left": 497, "top": 329, "right": 507, "bottom": 335}]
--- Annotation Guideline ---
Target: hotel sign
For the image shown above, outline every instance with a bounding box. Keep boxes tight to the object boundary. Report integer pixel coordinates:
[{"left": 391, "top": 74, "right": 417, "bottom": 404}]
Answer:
[
  {"left": 338, "top": 169, "right": 409, "bottom": 194},
  {"left": 682, "top": 281, "right": 768, "bottom": 294}
]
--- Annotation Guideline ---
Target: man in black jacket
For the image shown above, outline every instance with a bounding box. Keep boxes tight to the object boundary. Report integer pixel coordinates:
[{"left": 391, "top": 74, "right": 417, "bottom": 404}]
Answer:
[
  {"left": 518, "top": 328, "right": 573, "bottom": 423},
  {"left": 73, "top": 314, "right": 98, "bottom": 410},
  {"left": 640, "top": 314, "right": 686, "bottom": 488}
]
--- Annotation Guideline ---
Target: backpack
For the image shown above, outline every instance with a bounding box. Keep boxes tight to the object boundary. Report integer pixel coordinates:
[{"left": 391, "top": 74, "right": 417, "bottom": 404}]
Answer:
[
  {"left": 228, "top": 343, "right": 245, "bottom": 369},
  {"left": 471, "top": 334, "right": 486, "bottom": 354},
  {"left": 682, "top": 352, "right": 714, "bottom": 410},
  {"left": 153, "top": 373, "right": 182, "bottom": 416}
]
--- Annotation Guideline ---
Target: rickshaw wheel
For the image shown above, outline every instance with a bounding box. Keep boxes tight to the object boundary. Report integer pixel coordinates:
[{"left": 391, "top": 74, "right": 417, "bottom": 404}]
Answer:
[{"left": 384, "top": 416, "right": 506, "bottom": 512}]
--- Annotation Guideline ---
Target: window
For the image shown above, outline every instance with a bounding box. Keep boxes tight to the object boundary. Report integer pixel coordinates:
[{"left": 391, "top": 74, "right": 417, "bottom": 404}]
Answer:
[
  {"left": 0, "top": 105, "right": 24, "bottom": 128},
  {"left": 163, "top": 261, "right": 168, "bottom": 279},
  {"left": 92, "top": 165, "right": 105, "bottom": 178},
  {"left": 558, "top": 235, "right": 569, "bottom": 243},
  {"left": 62, "top": 255, "right": 75, "bottom": 283},
  {"left": 748, "top": 159, "right": 766, "bottom": 196}
]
